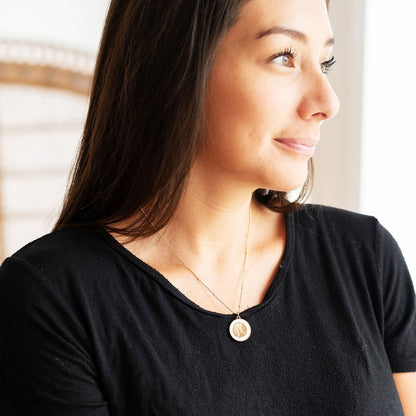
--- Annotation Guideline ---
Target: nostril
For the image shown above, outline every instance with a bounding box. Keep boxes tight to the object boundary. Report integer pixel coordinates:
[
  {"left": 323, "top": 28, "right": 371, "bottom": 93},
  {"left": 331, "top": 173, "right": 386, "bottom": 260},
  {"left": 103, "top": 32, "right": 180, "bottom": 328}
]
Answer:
[{"left": 297, "top": 75, "right": 340, "bottom": 122}]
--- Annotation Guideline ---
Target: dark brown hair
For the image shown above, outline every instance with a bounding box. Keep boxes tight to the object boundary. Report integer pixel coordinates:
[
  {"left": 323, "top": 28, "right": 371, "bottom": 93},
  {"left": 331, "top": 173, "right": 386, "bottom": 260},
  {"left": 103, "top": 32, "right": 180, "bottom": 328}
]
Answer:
[{"left": 55, "top": 0, "right": 328, "bottom": 237}]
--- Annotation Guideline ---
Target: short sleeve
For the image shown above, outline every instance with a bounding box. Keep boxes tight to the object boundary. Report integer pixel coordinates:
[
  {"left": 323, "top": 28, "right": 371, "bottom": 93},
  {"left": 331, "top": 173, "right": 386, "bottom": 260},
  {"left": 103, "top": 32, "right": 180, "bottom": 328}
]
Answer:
[
  {"left": 375, "top": 221, "right": 416, "bottom": 373},
  {"left": 0, "top": 257, "right": 111, "bottom": 416}
]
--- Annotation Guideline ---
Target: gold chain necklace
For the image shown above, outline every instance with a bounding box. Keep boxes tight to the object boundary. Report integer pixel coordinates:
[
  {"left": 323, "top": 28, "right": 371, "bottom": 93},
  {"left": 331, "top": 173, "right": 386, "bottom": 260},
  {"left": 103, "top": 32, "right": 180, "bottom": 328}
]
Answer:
[{"left": 141, "top": 206, "right": 252, "bottom": 342}]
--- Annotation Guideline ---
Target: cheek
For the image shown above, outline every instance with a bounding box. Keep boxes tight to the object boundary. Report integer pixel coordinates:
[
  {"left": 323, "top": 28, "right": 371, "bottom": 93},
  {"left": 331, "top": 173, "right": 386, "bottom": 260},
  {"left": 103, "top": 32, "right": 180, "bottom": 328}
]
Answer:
[
  {"left": 204, "top": 72, "right": 283, "bottom": 151},
  {"left": 201, "top": 71, "right": 311, "bottom": 191}
]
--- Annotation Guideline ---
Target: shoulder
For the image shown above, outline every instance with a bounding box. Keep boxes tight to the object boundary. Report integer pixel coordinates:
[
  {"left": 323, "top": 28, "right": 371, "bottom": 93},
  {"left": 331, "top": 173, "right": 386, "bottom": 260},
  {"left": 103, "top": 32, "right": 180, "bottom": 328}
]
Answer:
[
  {"left": 14, "top": 226, "right": 105, "bottom": 254},
  {"left": 0, "top": 226, "right": 123, "bottom": 291},
  {"left": 294, "top": 204, "right": 377, "bottom": 231},
  {"left": 292, "top": 204, "right": 380, "bottom": 244},
  {"left": 291, "top": 204, "right": 408, "bottom": 278},
  {"left": 290, "top": 204, "right": 399, "bottom": 266},
  {"left": 8, "top": 226, "right": 106, "bottom": 265}
]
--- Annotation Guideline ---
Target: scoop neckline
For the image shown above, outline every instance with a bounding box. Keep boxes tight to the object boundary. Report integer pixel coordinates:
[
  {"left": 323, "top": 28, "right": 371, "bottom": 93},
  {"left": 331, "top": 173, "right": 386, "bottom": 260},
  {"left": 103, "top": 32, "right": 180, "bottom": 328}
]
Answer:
[{"left": 99, "top": 210, "right": 296, "bottom": 319}]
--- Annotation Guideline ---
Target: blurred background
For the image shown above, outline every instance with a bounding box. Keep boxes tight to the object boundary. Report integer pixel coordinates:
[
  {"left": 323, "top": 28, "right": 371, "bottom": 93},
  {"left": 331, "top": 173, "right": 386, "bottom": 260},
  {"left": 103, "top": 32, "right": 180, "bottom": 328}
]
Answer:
[{"left": 0, "top": 0, "right": 415, "bottom": 281}]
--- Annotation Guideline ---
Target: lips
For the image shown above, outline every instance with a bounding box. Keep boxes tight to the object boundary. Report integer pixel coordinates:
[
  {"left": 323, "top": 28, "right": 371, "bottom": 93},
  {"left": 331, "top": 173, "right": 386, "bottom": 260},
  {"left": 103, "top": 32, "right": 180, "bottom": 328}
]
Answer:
[{"left": 273, "top": 138, "right": 318, "bottom": 156}]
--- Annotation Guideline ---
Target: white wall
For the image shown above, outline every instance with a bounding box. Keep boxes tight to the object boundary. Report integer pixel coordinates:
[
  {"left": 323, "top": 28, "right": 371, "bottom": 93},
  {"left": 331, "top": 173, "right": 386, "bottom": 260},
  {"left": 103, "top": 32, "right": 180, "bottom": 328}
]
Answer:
[
  {"left": 312, "top": 0, "right": 366, "bottom": 213},
  {"left": 313, "top": 0, "right": 415, "bottom": 280},
  {"left": 361, "top": 0, "right": 416, "bottom": 279},
  {"left": 0, "top": 0, "right": 109, "bottom": 53}
]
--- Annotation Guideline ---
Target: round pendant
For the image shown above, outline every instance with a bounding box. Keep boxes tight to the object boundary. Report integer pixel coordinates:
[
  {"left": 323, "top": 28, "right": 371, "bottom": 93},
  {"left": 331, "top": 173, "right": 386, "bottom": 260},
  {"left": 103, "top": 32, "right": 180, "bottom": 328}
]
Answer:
[{"left": 229, "top": 318, "right": 251, "bottom": 342}]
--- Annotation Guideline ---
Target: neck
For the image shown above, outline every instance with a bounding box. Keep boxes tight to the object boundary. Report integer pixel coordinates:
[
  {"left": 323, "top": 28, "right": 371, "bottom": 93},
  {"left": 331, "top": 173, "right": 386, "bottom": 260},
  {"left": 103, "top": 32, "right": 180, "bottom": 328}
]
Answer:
[
  {"left": 164, "top": 165, "right": 256, "bottom": 257},
  {"left": 126, "top": 160, "right": 284, "bottom": 282},
  {"left": 117, "top": 161, "right": 285, "bottom": 316}
]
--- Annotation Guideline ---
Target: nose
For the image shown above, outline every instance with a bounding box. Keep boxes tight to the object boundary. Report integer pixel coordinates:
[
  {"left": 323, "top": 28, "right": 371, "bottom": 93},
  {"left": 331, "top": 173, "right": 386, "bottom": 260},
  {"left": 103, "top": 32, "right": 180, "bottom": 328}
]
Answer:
[{"left": 297, "top": 71, "right": 340, "bottom": 122}]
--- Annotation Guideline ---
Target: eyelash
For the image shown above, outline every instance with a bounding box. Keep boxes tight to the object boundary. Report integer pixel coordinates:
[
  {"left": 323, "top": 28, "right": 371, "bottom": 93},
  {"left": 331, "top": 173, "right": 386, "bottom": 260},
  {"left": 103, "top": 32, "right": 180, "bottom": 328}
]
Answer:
[
  {"left": 270, "top": 47, "right": 297, "bottom": 65},
  {"left": 270, "top": 48, "right": 336, "bottom": 75},
  {"left": 321, "top": 56, "right": 336, "bottom": 74}
]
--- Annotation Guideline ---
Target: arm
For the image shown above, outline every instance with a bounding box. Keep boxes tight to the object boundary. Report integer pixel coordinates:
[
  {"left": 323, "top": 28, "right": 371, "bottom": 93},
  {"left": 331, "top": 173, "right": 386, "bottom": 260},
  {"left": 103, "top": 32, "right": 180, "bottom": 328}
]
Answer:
[
  {"left": 0, "top": 257, "right": 111, "bottom": 416},
  {"left": 375, "top": 222, "right": 416, "bottom": 415},
  {"left": 394, "top": 372, "right": 416, "bottom": 416}
]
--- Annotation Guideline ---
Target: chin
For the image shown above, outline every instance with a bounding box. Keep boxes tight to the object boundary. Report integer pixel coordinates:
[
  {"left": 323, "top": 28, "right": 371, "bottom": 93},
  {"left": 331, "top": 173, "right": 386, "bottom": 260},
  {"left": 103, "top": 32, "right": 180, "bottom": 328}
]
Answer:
[{"left": 262, "top": 166, "right": 309, "bottom": 193}]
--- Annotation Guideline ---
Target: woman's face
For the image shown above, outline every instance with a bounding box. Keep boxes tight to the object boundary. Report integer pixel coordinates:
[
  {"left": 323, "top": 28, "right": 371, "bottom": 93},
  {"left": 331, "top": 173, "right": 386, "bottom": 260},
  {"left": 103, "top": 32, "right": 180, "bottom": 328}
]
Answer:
[{"left": 200, "top": 0, "right": 340, "bottom": 192}]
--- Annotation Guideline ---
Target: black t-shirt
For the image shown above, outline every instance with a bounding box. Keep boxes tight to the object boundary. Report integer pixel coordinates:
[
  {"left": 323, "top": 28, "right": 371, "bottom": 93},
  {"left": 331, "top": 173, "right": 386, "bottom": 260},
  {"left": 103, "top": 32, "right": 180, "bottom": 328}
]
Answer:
[{"left": 1, "top": 205, "right": 415, "bottom": 415}]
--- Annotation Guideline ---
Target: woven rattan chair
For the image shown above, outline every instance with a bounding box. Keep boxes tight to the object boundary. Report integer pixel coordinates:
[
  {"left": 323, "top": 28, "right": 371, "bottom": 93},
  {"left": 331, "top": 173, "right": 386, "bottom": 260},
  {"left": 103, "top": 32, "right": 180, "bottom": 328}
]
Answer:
[{"left": 0, "top": 40, "right": 94, "bottom": 260}]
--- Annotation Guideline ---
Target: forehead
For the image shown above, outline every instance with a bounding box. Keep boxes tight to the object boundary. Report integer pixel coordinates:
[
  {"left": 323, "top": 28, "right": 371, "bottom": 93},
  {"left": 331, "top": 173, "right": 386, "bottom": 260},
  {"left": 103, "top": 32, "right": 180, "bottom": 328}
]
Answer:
[{"left": 232, "top": 0, "right": 332, "bottom": 44}]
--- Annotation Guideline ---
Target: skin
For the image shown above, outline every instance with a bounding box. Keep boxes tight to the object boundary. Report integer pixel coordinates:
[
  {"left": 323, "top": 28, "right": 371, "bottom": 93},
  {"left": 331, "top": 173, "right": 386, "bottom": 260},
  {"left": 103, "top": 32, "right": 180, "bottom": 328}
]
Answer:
[
  {"left": 201, "top": 0, "right": 339, "bottom": 194},
  {"left": 127, "top": 0, "right": 339, "bottom": 313},
  {"left": 122, "top": 0, "right": 416, "bottom": 410},
  {"left": 132, "top": 0, "right": 339, "bottom": 308},
  {"left": 394, "top": 373, "right": 416, "bottom": 416}
]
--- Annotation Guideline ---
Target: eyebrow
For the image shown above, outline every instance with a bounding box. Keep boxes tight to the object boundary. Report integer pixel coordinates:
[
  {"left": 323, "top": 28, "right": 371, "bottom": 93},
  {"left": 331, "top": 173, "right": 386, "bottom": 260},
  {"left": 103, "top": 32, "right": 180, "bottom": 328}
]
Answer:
[{"left": 256, "top": 26, "right": 335, "bottom": 47}]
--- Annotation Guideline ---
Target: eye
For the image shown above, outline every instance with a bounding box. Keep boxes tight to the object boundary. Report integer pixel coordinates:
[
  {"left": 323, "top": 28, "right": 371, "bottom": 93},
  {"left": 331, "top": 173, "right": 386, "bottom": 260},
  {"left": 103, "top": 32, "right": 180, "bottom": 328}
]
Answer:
[
  {"left": 321, "top": 56, "right": 336, "bottom": 74},
  {"left": 270, "top": 48, "right": 297, "bottom": 68}
]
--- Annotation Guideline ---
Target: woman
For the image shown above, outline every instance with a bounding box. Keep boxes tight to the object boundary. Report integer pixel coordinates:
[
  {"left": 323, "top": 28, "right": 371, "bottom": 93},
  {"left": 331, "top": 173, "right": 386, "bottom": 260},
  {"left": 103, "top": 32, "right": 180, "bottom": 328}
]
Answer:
[{"left": 1, "top": 0, "right": 415, "bottom": 414}]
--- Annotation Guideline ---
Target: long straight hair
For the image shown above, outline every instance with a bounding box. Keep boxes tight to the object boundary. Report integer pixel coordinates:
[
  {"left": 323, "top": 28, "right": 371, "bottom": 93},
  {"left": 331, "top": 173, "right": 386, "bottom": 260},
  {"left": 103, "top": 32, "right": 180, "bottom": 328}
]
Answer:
[{"left": 55, "top": 0, "right": 328, "bottom": 238}]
